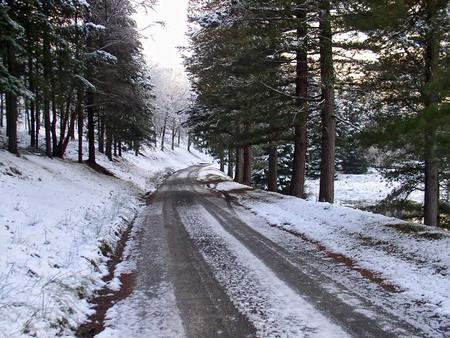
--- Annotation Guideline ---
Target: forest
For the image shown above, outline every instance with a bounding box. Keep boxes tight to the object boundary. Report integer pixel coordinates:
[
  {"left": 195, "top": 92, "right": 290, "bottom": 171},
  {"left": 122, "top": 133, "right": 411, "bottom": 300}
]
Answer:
[
  {"left": 1, "top": 0, "right": 449, "bottom": 227},
  {"left": 1, "top": 0, "right": 156, "bottom": 164},
  {"left": 1, "top": 0, "right": 450, "bottom": 336},
  {"left": 184, "top": 0, "right": 450, "bottom": 227}
]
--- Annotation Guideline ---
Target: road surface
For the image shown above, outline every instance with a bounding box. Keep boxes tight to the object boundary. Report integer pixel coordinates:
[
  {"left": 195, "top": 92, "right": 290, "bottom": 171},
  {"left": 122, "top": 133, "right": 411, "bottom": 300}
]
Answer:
[{"left": 100, "top": 165, "right": 430, "bottom": 338}]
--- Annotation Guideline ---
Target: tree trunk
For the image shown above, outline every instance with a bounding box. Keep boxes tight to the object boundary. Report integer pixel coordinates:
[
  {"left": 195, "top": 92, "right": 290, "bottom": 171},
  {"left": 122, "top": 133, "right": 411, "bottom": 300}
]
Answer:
[
  {"left": 268, "top": 144, "right": 278, "bottom": 192},
  {"left": 0, "top": 93, "right": 4, "bottom": 128},
  {"left": 35, "top": 99, "right": 40, "bottom": 147},
  {"left": 113, "top": 139, "right": 117, "bottom": 157},
  {"left": 77, "top": 90, "right": 83, "bottom": 163},
  {"left": 234, "top": 148, "right": 244, "bottom": 183},
  {"left": 57, "top": 90, "right": 80, "bottom": 158},
  {"left": 290, "top": 7, "right": 308, "bottom": 198},
  {"left": 423, "top": 0, "right": 441, "bottom": 226},
  {"left": 51, "top": 97, "right": 58, "bottom": 155},
  {"left": 5, "top": 37, "right": 18, "bottom": 154},
  {"left": 177, "top": 128, "right": 181, "bottom": 146},
  {"left": 98, "top": 117, "right": 104, "bottom": 153},
  {"left": 161, "top": 116, "right": 167, "bottom": 151},
  {"left": 43, "top": 42, "right": 52, "bottom": 156},
  {"left": 219, "top": 150, "right": 225, "bottom": 172},
  {"left": 227, "top": 147, "right": 234, "bottom": 177},
  {"left": 171, "top": 119, "right": 176, "bottom": 150},
  {"left": 187, "top": 133, "right": 191, "bottom": 152},
  {"left": 87, "top": 90, "right": 96, "bottom": 165},
  {"left": 318, "top": 0, "right": 336, "bottom": 203},
  {"left": 118, "top": 140, "right": 122, "bottom": 157},
  {"left": 25, "top": 100, "right": 30, "bottom": 133},
  {"left": 105, "top": 127, "right": 113, "bottom": 161},
  {"left": 54, "top": 87, "right": 72, "bottom": 157},
  {"left": 243, "top": 146, "right": 252, "bottom": 186},
  {"left": 29, "top": 56, "right": 36, "bottom": 148}
]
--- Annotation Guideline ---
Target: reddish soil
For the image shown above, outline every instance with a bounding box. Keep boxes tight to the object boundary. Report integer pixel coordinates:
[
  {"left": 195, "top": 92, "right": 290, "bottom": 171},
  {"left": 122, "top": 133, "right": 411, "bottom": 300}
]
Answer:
[
  {"left": 76, "top": 223, "right": 135, "bottom": 337},
  {"left": 270, "top": 225, "right": 402, "bottom": 293}
]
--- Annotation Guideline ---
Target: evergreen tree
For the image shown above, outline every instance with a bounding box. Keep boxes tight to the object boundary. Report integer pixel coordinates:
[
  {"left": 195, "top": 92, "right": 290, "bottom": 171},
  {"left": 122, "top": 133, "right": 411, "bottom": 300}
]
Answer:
[{"left": 343, "top": 0, "right": 450, "bottom": 226}]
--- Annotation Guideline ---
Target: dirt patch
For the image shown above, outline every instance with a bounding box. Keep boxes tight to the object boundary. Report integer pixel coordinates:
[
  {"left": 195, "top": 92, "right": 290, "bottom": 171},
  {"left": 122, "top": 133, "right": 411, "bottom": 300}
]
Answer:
[
  {"left": 76, "top": 221, "right": 135, "bottom": 337},
  {"left": 86, "top": 161, "right": 117, "bottom": 177},
  {"left": 384, "top": 223, "right": 447, "bottom": 240}
]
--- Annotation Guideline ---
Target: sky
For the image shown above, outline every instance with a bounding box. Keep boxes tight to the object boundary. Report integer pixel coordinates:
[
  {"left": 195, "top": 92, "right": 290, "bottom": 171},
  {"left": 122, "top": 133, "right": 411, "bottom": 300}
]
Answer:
[{"left": 134, "top": 0, "right": 190, "bottom": 71}]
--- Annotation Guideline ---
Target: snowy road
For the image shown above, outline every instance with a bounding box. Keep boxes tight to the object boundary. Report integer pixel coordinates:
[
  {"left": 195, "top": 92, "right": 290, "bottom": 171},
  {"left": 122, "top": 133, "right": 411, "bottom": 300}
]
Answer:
[{"left": 98, "top": 165, "right": 432, "bottom": 338}]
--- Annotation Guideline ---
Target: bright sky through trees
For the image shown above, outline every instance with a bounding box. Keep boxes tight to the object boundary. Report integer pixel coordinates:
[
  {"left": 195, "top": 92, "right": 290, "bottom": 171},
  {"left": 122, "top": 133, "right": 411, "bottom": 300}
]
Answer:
[{"left": 134, "top": 0, "right": 189, "bottom": 70}]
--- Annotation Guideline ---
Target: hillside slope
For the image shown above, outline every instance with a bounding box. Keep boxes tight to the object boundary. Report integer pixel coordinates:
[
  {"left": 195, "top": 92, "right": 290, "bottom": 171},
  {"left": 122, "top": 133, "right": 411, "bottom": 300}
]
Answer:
[{"left": 0, "top": 141, "right": 211, "bottom": 337}]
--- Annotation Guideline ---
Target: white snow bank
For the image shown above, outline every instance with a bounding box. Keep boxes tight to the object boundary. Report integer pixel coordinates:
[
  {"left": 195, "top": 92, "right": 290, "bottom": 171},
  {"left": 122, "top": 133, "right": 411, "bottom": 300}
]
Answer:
[
  {"left": 305, "top": 170, "right": 423, "bottom": 206},
  {"left": 197, "top": 165, "right": 251, "bottom": 192},
  {"left": 198, "top": 166, "right": 450, "bottom": 318},
  {"left": 0, "top": 137, "right": 212, "bottom": 337},
  {"left": 196, "top": 164, "right": 228, "bottom": 182},
  {"left": 0, "top": 150, "right": 139, "bottom": 337},
  {"left": 65, "top": 140, "right": 212, "bottom": 193}
]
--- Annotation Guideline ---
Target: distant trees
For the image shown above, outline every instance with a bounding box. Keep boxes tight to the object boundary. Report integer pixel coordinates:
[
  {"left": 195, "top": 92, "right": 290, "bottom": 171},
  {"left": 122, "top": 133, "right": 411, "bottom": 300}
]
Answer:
[
  {"left": 185, "top": 0, "right": 449, "bottom": 226},
  {"left": 0, "top": 0, "right": 155, "bottom": 163},
  {"left": 151, "top": 67, "right": 191, "bottom": 151}
]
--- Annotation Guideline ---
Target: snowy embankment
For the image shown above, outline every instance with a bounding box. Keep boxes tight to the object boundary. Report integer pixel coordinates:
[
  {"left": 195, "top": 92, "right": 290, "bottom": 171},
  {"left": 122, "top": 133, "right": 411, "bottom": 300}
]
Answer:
[
  {"left": 0, "top": 137, "right": 211, "bottom": 337},
  {"left": 198, "top": 166, "right": 450, "bottom": 319},
  {"left": 305, "top": 169, "right": 423, "bottom": 206}
]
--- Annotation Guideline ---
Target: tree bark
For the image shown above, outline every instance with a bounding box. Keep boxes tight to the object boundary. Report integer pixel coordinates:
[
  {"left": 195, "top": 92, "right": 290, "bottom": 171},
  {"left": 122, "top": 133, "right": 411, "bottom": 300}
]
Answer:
[
  {"left": 187, "top": 133, "right": 191, "bottom": 152},
  {"left": 161, "top": 115, "right": 167, "bottom": 151},
  {"left": 234, "top": 148, "right": 244, "bottom": 183},
  {"left": 51, "top": 96, "right": 58, "bottom": 155},
  {"left": 423, "top": 0, "right": 441, "bottom": 226},
  {"left": 268, "top": 144, "right": 278, "bottom": 192},
  {"left": 77, "top": 90, "right": 83, "bottom": 163},
  {"left": 0, "top": 93, "right": 4, "bottom": 128},
  {"left": 25, "top": 100, "right": 30, "bottom": 133},
  {"left": 98, "top": 117, "right": 105, "bottom": 153},
  {"left": 87, "top": 90, "right": 96, "bottom": 165},
  {"left": 118, "top": 140, "right": 122, "bottom": 157},
  {"left": 5, "top": 37, "right": 18, "bottom": 154},
  {"left": 318, "top": 0, "right": 336, "bottom": 203},
  {"left": 243, "top": 146, "right": 252, "bottom": 186},
  {"left": 42, "top": 3, "right": 52, "bottom": 157},
  {"left": 219, "top": 150, "right": 225, "bottom": 172},
  {"left": 57, "top": 90, "right": 80, "bottom": 158},
  {"left": 29, "top": 56, "right": 36, "bottom": 147},
  {"left": 171, "top": 119, "right": 176, "bottom": 150},
  {"left": 105, "top": 127, "right": 113, "bottom": 161},
  {"left": 227, "top": 147, "right": 234, "bottom": 177},
  {"left": 35, "top": 98, "right": 40, "bottom": 147},
  {"left": 290, "top": 6, "right": 308, "bottom": 198}
]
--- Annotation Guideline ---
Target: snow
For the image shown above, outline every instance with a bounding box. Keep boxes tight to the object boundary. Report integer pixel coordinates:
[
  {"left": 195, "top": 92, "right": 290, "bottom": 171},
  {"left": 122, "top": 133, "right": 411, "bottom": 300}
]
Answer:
[
  {"left": 96, "top": 188, "right": 186, "bottom": 338},
  {"left": 179, "top": 203, "right": 350, "bottom": 337},
  {"left": 305, "top": 169, "right": 423, "bottom": 206},
  {"left": 198, "top": 166, "right": 450, "bottom": 321},
  {"left": 96, "top": 283, "right": 185, "bottom": 338},
  {"left": 0, "top": 127, "right": 211, "bottom": 337},
  {"left": 96, "top": 214, "right": 185, "bottom": 338}
]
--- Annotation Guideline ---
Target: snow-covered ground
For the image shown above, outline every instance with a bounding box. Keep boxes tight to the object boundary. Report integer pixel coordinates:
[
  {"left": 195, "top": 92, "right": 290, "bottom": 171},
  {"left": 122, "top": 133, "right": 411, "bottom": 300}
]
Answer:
[
  {"left": 199, "top": 166, "right": 450, "bottom": 320},
  {"left": 305, "top": 169, "right": 423, "bottom": 206},
  {"left": 0, "top": 128, "right": 211, "bottom": 337}
]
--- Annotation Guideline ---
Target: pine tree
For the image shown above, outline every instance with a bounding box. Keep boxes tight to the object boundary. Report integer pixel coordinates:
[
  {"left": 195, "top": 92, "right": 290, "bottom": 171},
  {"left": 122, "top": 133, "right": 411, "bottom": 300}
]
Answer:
[{"left": 343, "top": 0, "right": 450, "bottom": 226}]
